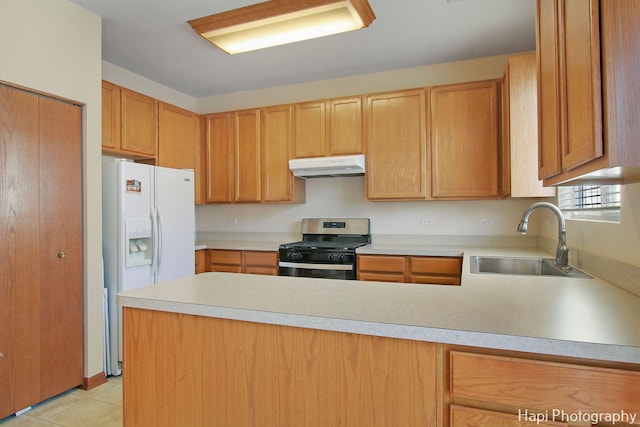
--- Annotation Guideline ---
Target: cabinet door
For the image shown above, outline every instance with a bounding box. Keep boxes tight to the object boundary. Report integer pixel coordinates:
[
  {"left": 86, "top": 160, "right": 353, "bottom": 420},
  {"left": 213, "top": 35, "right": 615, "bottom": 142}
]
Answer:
[
  {"left": 365, "top": 90, "right": 428, "bottom": 200},
  {"left": 293, "top": 101, "right": 327, "bottom": 158},
  {"left": 208, "top": 249, "right": 242, "bottom": 273},
  {"left": 559, "top": 0, "right": 602, "bottom": 171},
  {"left": 262, "top": 105, "right": 294, "bottom": 202},
  {"left": 205, "top": 113, "right": 233, "bottom": 203},
  {"left": 101, "top": 80, "right": 121, "bottom": 150},
  {"left": 357, "top": 255, "right": 406, "bottom": 282},
  {"left": 329, "top": 96, "right": 363, "bottom": 155},
  {"left": 233, "top": 109, "right": 261, "bottom": 202},
  {"left": 243, "top": 251, "right": 278, "bottom": 275},
  {"left": 121, "top": 88, "right": 157, "bottom": 156},
  {"left": 430, "top": 80, "right": 500, "bottom": 199},
  {"left": 158, "top": 102, "right": 197, "bottom": 170},
  {"left": 194, "top": 116, "right": 207, "bottom": 205},
  {"left": 536, "top": 0, "right": 562, "bottom": 179},
  {"left": 507, "top": 54, "right": 556, "bottom": 198}
]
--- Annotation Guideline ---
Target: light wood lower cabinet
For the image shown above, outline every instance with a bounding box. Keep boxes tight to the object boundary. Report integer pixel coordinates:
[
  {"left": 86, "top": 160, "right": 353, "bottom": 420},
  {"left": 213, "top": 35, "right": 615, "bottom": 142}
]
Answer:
[
  {"left": 195, "top": 250, "right": 206, "bottom": 274},
  {"left": 122, "top": 308, "right": 438, "bottom": 427},
  {"left": 451, "top": 405, "right": 568, "bottom": 427},
  {"left": 206, "top": 249, "right": 277, "bottom": 275},
  {"left": 446, "top": 348, "right": 640, "bottom": 427},
  {"left": 358, "top": 254, "right": 462, "bottom": 285}
]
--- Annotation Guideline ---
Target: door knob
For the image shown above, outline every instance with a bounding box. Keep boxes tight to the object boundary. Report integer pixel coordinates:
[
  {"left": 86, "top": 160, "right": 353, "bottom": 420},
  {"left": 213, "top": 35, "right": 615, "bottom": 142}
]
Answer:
[{"left": 58, "top": 251, "right": 66, "bottom": 258}]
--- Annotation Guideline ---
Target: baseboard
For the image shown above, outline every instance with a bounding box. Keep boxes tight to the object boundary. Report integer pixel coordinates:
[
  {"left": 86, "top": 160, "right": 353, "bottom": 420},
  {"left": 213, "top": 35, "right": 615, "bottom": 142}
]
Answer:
[{"left": 81, "top": 372, "right": 107, "bottom": 390}]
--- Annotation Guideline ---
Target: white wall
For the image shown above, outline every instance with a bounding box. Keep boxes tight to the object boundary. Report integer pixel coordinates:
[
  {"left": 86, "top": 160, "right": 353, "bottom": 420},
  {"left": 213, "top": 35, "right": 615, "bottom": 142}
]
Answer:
[
  {"left": 195, "top": 53, "right": 521, "bottom": 114},
  {"left": 0, "top": 0, "right": 104, "bottom": 380},
  {"left": 196, "top": 177, "right": 547, "bottom": 237}
]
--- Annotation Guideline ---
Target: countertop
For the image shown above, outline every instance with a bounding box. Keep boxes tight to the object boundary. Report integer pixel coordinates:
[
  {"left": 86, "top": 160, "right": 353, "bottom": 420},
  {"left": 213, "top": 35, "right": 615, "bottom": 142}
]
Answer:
[{"left": 118, "top": 245, "right": 640, "bottom": 364}]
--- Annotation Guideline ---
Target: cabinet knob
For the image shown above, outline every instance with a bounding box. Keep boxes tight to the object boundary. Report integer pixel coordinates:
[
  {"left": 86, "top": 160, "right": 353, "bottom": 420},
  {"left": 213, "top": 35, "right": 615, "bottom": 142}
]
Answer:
[{"left": 58, "top": 251, "right": 66, "bottom": 258}]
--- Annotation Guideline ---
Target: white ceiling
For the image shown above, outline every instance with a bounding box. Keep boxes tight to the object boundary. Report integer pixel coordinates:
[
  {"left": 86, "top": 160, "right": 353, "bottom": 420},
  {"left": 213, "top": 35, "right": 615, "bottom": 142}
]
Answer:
[{"left": 68, "top": 0, "right": 536, "bottom": 98}]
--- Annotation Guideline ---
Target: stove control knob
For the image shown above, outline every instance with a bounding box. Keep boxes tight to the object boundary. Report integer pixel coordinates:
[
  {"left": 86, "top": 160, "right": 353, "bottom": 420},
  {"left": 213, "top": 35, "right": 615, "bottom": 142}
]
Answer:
[{"left": 288, "top": 252, "right": 302, "bottom": 261}]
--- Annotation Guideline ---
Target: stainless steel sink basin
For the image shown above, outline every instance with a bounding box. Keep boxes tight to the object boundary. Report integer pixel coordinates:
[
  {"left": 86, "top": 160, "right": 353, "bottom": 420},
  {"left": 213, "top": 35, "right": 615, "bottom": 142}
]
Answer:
[{"left": 470, "top": 256, "right": 592, "bottom": 278}]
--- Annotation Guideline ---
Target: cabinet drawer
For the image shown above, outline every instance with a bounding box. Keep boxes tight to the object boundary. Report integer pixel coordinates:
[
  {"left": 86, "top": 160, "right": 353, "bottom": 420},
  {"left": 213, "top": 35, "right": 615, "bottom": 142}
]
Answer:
[
  {"left": 409, "top": 256, "right": 461, "bottom": 275},
  {"left": 243, "top": 251, "right": 277, "bottom": 267},
  {"left": 409, "top": 275, "right": 460, "bottom": 286},
  {"left": 208, "top": 249, "right": 242, "bottom": 266},
  {"left": 450, "top": 351, "right": 640, "bottom": 415},
  {"left": 451, "top": 405, "right": 567, "bottom": 427},
  {"left": 357, "top": 255, "right": 405, "bottom": 273},
  {"left": 244, "top": 266, "right": 277, "bottom": 276},
  {"left": 358, "top": 272, "right": 405, "bottom": 283}
]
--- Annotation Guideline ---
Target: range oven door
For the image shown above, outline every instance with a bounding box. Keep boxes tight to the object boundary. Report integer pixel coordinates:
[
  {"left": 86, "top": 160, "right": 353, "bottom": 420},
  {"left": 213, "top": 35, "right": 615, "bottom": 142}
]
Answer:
[{"left": 278, "top": 262, "right": 356, "bottom": 280}]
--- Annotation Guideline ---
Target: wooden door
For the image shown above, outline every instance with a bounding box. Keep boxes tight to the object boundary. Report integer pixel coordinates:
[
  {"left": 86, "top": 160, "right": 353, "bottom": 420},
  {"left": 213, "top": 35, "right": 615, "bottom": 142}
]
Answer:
[
  {"left": 293, "top": 101, "right": 327, "bottom": 158},
  {"left": 158, "top": 102, "right": 197, "bottom": 170},
  {"left": 0, "top": 85, "right": 41, "bottom": 417},
  {"left": 101, "top": 80, "right": 121, "bottom": 150},
  {"left": 559, "top": 0, "right": 602, "bottom": 171},
  {"left": 121, "top": 88, "right": 157, "bottom": 156},
  {"left": 205, "top": 113, "right": 232, "bottom": 203},
  {"left": 365, "top": 89, "right": 427, "bottom": 200},
  {"left": 233, "top": 109, "right": 261, "bottom": 202},
  {"left": 0, "top": 85, "right": 82, "bottom": 418},
  {"left": 37, "top": 96, "right": 83, "bottom": 400},
  {"left": 329, "top": 96, "right": 363, "bottom": 155},
  {"left": 430, "top": 80, "right": 500, "bottom": 199},
  {"left": 261, "top": 105, "right": 293, "bottom": 202}
]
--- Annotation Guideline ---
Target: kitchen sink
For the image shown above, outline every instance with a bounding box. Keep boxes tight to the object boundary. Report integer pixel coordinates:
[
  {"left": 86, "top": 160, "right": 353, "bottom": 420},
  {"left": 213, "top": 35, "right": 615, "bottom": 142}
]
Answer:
[{"left": 470, "top": 256, "right": 592, "bottom": 279}]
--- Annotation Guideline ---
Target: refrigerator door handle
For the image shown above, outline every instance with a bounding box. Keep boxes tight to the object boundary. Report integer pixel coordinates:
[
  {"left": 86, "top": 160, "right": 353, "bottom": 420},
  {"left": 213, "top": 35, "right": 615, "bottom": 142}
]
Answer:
[
  {"left": 156, "top": 209, "right": 163, "bottom": 268},
  {"left": 150, "top": 206, "right": 158, "bottom": 281}
]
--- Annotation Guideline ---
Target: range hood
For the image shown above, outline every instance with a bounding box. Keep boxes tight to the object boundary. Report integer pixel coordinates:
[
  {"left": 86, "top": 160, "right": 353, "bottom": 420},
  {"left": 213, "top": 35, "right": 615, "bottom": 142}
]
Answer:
[{"left": 289, "top": 154, "right": 365, "bottom": 178}]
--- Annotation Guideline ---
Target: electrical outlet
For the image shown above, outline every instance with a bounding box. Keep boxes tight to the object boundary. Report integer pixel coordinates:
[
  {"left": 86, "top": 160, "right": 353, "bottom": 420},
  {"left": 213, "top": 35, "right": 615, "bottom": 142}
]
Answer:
[
  {"left": 479, "top": 217, "right": 494, "bottom": 226},
  {"left": 421, "top": 218, "right": 434, "bottom": 225},
  {"left": 227, "top": 217, "right": 238, "bottom": 225}
]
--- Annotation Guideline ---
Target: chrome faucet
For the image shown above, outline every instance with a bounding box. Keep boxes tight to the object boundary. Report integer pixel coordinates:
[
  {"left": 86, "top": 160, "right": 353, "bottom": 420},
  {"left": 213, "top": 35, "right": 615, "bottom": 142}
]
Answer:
[{"left": 517, "top": 201, "right": 569, "bottom": 269}]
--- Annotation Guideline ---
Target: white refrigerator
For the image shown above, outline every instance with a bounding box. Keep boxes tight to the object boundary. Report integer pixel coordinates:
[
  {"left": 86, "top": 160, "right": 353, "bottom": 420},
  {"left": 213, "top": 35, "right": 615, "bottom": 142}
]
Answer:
[{"left": 102, "top": 159, "right": 195, "bottom": 375}]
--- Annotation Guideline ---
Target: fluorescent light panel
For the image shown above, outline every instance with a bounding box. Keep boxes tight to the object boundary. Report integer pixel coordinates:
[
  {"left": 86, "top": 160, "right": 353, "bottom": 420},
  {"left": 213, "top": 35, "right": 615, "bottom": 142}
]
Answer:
[{"left": 188, "top": 0, "right": 375, "bottom": 54}]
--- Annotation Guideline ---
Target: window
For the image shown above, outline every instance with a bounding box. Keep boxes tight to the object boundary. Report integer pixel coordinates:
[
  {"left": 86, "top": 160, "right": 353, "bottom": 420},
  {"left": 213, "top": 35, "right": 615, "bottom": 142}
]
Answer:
[{"left": 557, "top": 184, "right": 621, "bottom": 222}]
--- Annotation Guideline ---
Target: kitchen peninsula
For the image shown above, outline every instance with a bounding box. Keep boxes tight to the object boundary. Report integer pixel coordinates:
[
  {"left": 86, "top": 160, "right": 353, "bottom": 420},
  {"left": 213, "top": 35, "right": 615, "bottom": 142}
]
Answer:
[{"left": 118, "top": 248, "right": 640, "bottom": 427}]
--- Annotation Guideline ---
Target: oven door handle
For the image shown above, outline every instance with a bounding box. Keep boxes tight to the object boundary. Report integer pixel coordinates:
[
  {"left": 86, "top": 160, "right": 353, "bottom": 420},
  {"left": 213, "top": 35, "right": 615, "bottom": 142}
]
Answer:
[{"left": 278, "top": 262, "right": 353, "bottom": 271}]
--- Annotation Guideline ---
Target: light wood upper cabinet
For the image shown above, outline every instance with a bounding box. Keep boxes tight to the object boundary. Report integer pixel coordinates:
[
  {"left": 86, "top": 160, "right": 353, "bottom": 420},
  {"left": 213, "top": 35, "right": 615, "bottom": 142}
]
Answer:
[
  {"left": 261, "top": 105, "right": 304, "bottom": 203},
  {"left": 537, "top": 0, "right": 601, "bottom": 180},
  {"left": 233, "top": 109, "right": 261, "bottom": 202},
  {"left": 121, "top": 87, "right": 158, "bottom": 156},
  {"left": 101, "top": 80, "right": 121, "bottom": 151},
  {"left": 293, "top": 101, "right": 326, "bottom": 158},
  {"left": 205, "top": 112, "right": 233, "bottom": 203},
  {"left": 504, "top": 53, "right": 556, "bottom": 198},
  {"left": 329, "top": 96, "right": 363, "bottom": 155},
  {"left": 205, "top": 107, "right": 303, "bottom": 204},
  {"left": 536, "top": 0, "right": 640, "bottom": 185},
  {"left": 365, "top": 89, "right": 428, "bottom": 200},
  {"left": 158, "top": 102, "right": 197, "bottom": 170},
  {"left": 430, "top": 80, "right": 500, "bottom": 199},
  {"left": 293, "top": 96, "right": 363, "bottom": 158}
]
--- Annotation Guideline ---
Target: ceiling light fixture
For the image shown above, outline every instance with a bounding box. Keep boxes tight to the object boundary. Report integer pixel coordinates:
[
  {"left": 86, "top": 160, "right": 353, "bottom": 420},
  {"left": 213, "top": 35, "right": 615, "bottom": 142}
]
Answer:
[{"left": 188, "top": 0, "right": 376, "bottom": 54}]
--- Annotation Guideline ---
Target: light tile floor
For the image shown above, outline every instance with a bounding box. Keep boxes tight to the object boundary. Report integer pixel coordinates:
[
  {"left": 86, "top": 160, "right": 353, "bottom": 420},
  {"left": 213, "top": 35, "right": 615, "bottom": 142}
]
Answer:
[{"left": 0, "top": 376, "right": 122, "bottom": 427}]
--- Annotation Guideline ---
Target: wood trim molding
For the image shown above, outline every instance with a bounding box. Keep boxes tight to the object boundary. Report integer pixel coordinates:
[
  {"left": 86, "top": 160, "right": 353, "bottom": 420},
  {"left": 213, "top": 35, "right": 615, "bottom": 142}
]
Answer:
[{"left": 81, "top": 372, "right": 108, "bottom": 391}]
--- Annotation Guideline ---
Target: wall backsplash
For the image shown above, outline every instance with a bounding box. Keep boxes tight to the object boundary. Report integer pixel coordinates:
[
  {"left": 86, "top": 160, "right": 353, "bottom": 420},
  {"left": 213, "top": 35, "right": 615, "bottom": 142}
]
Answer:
[{"left": 195, "top": 176, "right": 552, "bottom": 237}]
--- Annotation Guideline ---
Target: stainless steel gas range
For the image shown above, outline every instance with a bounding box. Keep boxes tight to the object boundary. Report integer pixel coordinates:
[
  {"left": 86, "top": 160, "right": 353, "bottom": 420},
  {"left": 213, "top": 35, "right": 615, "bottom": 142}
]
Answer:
[{"left": 278, "top": 218, "right": 371, "bottom": 280}]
